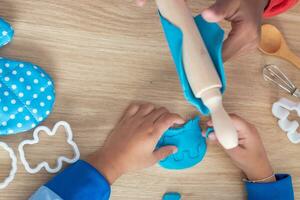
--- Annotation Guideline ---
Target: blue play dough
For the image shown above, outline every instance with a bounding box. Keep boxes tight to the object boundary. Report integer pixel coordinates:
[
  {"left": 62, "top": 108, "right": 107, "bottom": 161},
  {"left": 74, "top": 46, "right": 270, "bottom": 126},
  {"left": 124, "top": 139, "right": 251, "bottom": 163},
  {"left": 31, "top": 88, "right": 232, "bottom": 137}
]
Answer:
[
  {"left": 163, "top": 192, "right": 181, "bottom": 200},
  {"left": 157, "top": 14, "right": 226, "bottom": 170},
  {"left": 0, "top": 19, "right": 55, "bottom": 136},
  {"left": 206, "top": 127, "right": 214, "bottom": 138},
  {"left": 159, "top": 14, "right": 226, "bottom": 116},
  {"left": 0, "top": 18, "right": 14, "bottom": 47},
  {"left": 157, "top": 117, "right": 206, "bottom": 170}
]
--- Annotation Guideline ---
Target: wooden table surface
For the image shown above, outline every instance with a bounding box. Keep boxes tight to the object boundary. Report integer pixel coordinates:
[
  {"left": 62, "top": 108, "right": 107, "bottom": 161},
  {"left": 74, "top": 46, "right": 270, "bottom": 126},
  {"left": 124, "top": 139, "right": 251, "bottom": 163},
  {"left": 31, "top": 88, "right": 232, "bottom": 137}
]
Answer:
[{"left": 0, "top": 0, "right": 299, "bottom": 199}]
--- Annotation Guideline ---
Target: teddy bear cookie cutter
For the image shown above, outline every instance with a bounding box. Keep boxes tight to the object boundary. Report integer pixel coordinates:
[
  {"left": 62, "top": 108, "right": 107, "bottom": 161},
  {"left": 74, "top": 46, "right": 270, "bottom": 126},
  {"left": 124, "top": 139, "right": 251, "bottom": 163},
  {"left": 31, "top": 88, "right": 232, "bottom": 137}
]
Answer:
[
  {"left": 272, "top": 98, "right": 300, "bottom": 144},
  {"left": 18, "top": 121, "right": 80, "bottom": 174},
  {"left": 0, "top": 141, "right": 17, "bottom": 189}
]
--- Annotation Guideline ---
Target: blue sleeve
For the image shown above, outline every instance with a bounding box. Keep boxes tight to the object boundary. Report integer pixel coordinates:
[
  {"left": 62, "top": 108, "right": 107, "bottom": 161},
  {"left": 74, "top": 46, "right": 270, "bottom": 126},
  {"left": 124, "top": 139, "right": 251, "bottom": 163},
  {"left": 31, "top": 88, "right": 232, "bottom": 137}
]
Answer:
[
  {"left": 246, "top": 174, "right": 294, "bottom": 200},
  {"left": 30, "top": 160, "right": 111, "bottom": 200}
]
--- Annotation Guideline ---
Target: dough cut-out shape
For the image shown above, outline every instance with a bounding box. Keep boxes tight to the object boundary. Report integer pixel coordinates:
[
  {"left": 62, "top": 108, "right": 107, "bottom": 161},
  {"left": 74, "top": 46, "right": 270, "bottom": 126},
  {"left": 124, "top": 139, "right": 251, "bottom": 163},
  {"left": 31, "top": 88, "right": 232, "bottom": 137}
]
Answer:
[
  {"left": 159, "top": 13, "right": 226, "bottom": 116},
  {"left": 0, "top": 142, "right": 17, "bottom": 189},
  {"left": 272, "top": 98, "right": 300, "bottom": 144},
  {"left": 0, "top": 18, "right": 14, "bottom": 47},
  {"left": 162, "top": 192, "right": 181, "bottom": 200},
  {"left": 0, "top": 18, "right": 55, "bottom": 136},
  {"left": 157, "top": 117, "right": 206, "bottom": 170},
  {"left": 18, "top": 121, "right": 80, "bottom": 174}
]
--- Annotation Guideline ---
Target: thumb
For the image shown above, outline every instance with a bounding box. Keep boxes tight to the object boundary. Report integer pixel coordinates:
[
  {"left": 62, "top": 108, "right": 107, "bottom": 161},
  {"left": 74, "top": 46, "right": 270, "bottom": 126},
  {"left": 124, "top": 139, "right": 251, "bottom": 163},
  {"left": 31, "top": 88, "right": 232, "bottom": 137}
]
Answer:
[
  {"left": 202, "top": 0, "right": 237, "bottom": 23},
  {"left": 153, "top": 146, "right": 177, "bottom": 162}
]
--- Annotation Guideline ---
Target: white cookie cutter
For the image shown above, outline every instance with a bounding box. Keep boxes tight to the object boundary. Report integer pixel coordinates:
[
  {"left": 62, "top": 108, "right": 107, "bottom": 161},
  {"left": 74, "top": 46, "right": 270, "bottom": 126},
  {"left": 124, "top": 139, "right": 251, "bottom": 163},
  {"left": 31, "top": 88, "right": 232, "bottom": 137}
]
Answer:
[
  {"left": 0, "top": 142, "right": 17, "bottom": 189},
  {"left": 18, "top": 121, "right": 80, "bottom": 174},
  {"left": 272, "top": 98, "right": 300, "bottom": 144}
]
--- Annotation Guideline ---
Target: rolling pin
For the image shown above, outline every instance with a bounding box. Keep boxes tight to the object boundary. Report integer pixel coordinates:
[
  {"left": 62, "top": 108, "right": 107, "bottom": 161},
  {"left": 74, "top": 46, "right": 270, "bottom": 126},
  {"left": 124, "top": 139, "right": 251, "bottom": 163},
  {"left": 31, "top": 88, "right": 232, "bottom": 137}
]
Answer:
[{"left": 156, "top": 0, "right": 238, "bottom": 149}]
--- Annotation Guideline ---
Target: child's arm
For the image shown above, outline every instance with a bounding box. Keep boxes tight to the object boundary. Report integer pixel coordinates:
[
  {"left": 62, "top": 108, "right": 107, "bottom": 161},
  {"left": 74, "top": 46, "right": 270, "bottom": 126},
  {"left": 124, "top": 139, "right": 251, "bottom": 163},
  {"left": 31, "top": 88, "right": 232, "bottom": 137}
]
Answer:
[
  {"left": 30, "top": 103, "right": 184, "bottom": 200},
  {"left": 203, "top": 114, "right": 294, "bottom": 200}
]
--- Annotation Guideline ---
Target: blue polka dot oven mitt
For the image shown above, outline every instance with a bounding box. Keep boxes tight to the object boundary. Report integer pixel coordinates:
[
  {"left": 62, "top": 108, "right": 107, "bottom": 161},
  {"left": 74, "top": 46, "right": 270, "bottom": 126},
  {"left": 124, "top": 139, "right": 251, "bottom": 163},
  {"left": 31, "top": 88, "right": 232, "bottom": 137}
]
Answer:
[
  {"left": 0, "top": 18, "right": 55, "bottom": 136},
  {"left": 0, "top": 18, "right": 14, "bottom": 47}
]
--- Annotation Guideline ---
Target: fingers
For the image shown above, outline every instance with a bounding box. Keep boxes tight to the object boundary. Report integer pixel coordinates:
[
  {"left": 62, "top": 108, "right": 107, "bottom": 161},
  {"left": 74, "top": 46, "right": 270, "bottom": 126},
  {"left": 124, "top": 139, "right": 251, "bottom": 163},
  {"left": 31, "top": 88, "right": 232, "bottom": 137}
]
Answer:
[
  {"left": 136, "top": 0, "right": 146, "bottom": 7},
  {"left": 154, "top": 112, "right": 185, "bottom": 132},
  {"left": 152, "top": 145, "right": 177, "bottom": 161},
  {"left": 202, "top": 0, "right": 239, "bottom": 23},
  {"left": 122, "top": 103, "right": 140, "bottom": 119},
  {"left": 136, "top": 0, "right": 188, "bottom": 7},
  {"left": 205, "top": 114, "right": 255, "bottom": 146},
  {"left": 228, "top": 114, "right": 255, "bottom": 133},
  {"left": 151, "top": 112, "right": 185, "bottom": 141},
  {"left": 202, "top": 130, "right": 245, "bottom": 159},
  {"left": 136, "top": 103, "right": 155, "bottom": 117},
  {"left": 202, "top": 131, "right": 220, "bottom": 145},
  {"left": 145, "top": 107, "right": 168, "bottom": 122},
  {"left": 222, "top": 21, "right": 259, "bottom": 61},
  {"left": 206, "top": 114, "right": 252, "bottom": 132},
  {"left": 123, "top": 103, "right": 156, "bottom": 119},
  {"left": 202, "top": 0, "right": 260, "bottom": 61},
  {"left": 123, "top": 103, "right": 185, "bottom": 142}
]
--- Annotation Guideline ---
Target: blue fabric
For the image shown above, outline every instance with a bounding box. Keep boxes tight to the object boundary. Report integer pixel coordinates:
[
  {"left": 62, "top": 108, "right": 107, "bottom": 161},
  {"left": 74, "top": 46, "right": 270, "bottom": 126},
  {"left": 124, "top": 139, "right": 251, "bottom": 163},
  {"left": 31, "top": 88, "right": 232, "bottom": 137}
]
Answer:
[
  {"left": 246, "top": 174, "right": 294, "bottom": 200},
  {"left": 0, "top": 18, "right": 14, "bottom": 47},
  {"left": 159, "top": 14, "right": 226, "bottom": 116},
  {"left": 157, "top": 117, "right": 206, "bottom": 170},
  {"left": 0, "top": 18, "right": 55, "bottom": 136},
  {"left": 30, "top": 186, "right": 63, "bottom": 200},
  {"left": 46, "top": 160, "right": 111, "bottom": 200},
  {"left": 163, "top": 192, "right": 181, "bottom": 200}
]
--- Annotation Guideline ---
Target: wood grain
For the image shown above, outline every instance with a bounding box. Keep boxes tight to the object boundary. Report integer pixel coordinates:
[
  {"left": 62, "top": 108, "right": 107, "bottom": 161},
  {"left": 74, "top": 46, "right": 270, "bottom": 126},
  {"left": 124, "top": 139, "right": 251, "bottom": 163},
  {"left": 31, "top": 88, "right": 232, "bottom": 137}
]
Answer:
[{"left": 0, "top": 0, "right": 299, "bottom": 199}]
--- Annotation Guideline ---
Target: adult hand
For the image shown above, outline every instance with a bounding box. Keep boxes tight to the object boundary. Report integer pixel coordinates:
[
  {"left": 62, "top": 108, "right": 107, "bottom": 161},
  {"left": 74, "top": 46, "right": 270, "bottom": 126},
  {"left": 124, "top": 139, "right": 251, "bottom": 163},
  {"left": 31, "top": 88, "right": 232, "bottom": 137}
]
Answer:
[
  {"left": 87, "top": 103, "right": 184, "bottom": 184},
  {"left": 203, "top": 114, "right": 276, "bottom": 182},
  {"left": 136, "top": 0, "right": 269, "bottom": 61},
  {"left": 202, "top": 0, "right": 269, "bottom": 61}
]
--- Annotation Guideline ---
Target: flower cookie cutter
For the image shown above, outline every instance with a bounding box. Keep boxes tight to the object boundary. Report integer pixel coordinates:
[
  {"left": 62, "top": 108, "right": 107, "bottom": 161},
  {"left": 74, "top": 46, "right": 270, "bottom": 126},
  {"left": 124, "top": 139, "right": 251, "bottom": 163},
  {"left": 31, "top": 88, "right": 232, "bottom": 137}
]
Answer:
[
  {"left": 272, "top": 98, "right": 300, "bottom": 144},
  {"left": 18, "top": 121, "right": 80, "bottom": 174},
  {"left": 0, "top": 142, "right": 17, "bottom": 189}
]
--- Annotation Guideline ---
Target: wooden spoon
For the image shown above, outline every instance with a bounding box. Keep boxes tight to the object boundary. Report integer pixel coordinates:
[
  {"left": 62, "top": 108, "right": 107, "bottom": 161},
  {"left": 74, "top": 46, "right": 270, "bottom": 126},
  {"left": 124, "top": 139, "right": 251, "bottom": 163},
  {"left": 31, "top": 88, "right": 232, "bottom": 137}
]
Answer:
[{"left": 259, "top": 24, "right": 300, "bottom": 70}]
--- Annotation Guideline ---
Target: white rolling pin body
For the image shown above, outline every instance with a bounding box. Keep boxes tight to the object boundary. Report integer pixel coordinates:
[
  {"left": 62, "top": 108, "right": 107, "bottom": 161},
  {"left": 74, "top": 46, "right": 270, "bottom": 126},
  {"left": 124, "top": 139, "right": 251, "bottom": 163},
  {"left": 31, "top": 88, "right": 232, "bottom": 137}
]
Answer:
[{"left": 156, "top": 0, "right": 238, "bottom": 149}]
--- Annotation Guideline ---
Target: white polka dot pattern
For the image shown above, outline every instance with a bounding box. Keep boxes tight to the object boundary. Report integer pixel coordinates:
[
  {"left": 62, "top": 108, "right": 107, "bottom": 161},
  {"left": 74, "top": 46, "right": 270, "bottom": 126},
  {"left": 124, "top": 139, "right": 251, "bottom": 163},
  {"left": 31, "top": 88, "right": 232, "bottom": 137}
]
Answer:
[
  {"left": 0, "top": 59, "right": 55, "bottom": 135},
  {"left": 0, "top": 18, "right": 14, "bottom": 47}
]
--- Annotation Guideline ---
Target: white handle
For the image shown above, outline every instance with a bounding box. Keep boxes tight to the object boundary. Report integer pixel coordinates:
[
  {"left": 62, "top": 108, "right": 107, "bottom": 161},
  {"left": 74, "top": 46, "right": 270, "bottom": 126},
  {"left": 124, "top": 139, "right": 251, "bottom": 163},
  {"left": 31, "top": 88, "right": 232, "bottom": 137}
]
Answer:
[
  {"left": 202, "top": 89, "right": 238, "bottom": 149},
  {"left": 211, "top": 105, "right": 238, "bottom": 149}
]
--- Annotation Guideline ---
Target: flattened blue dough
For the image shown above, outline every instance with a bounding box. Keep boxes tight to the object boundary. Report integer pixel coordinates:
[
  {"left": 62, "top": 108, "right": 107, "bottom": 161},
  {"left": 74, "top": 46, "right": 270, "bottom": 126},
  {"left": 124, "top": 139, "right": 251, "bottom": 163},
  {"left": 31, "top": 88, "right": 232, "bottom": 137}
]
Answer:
[
  {"left": 157, "top": 117, "right": 206, "bottom": 170},
  {"left": 157, "top": 14, "right": 226, "bottom": 170},
  {"left": 163, "top": 192, "right": 181, "bottom": 200},
  {"left": 0, "top": 19, "right": 55, "bottom": 136},
  {"left": 159, "top": 14, "right": 226, "bottom": 116},
  {"left": 0, "top": 59, "right": 56, "bottom": 135},
  {"left": 0, "top": 18, "right": 14, "bottom": 47}
]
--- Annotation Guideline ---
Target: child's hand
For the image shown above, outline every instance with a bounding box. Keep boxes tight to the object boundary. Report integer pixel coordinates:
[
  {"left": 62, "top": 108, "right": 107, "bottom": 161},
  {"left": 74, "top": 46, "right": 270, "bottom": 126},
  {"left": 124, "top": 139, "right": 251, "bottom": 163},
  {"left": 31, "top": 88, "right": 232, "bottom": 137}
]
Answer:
[
  {"left": 136, "top": 0, "right": 269, "bottom": 61},
  {"left": 203, "top": 114, "right": 276, "bottom": 182},
  {"left": 86, "top": 103, "right": 185, "bottom": 184}
]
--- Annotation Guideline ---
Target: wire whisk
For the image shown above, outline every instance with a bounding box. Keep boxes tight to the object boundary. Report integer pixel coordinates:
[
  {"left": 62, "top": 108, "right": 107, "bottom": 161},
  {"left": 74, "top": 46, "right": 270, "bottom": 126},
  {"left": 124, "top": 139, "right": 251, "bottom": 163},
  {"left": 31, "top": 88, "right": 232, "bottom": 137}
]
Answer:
[{"left": 263, "top": 64, "right": 300, "bottom": 98}]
